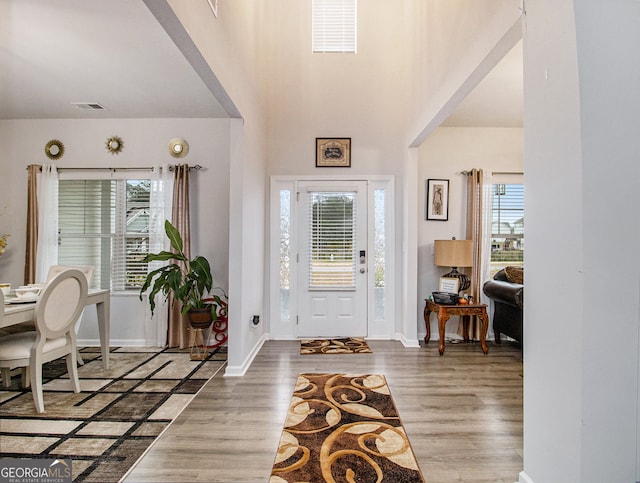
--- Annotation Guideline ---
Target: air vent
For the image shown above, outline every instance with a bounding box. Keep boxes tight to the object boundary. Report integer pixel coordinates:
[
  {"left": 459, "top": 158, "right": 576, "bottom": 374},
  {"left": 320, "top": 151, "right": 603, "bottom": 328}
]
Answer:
[{"left": 72, "top": 102, "right": 107, "bottom": 111}]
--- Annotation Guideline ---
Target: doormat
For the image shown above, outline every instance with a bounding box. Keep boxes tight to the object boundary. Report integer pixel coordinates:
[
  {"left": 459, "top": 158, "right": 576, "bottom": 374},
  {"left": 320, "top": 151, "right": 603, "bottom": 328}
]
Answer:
[
  {"left": 270, "top": 373, "right": 425, "bottom": 482},
  {"left": 300, "top": 337, "right": 372, "bottom": 354}
]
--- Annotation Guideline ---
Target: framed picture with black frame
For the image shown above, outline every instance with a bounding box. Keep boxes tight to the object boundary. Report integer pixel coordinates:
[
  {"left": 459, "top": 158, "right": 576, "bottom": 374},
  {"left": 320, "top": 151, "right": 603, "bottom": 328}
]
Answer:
[
  {"left": 316, "top": 138, "right": 351, "bottom": 167},
  {"left": 426, "top": 179, "right": 449, "bottom": 221}
]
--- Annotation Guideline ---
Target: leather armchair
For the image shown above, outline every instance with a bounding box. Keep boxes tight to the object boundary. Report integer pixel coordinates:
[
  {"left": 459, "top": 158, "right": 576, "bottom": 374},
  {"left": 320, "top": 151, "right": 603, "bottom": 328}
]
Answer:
[{"left": 482, "top": 268, "right": 523, "bottom": 344}]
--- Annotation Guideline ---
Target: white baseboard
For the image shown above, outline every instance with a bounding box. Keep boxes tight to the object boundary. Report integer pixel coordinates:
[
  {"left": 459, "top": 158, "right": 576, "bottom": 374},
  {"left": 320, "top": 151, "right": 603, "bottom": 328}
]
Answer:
[
  {"left": 519, "top": 470, "right": 534, "bottom": 483},
  {"left": 396, "top": 333, "right": 421, "bottom": 348},
  {"left": 224, "top": 333, "right": 267, "bottom": 377}
]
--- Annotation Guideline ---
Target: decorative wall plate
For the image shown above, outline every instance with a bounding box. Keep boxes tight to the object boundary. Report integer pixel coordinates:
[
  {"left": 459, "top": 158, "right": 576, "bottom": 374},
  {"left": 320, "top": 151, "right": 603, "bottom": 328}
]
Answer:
[
  {"left": 168, "top": 138, "right": 189, "bottom": 158},
  {"left": 44, "top": 139, "right": 65, "bottom": 160},
  {"left": 106, "top": 136, "right": 124, "bottom": 154}
]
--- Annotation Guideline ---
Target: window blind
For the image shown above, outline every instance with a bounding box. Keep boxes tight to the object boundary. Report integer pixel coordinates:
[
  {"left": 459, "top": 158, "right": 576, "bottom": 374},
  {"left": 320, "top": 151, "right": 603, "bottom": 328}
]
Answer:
[
  {"left": 308, "top": 191, "right": 356, "bottom": 289},
  {"left": 491, "top": 183, "right": 524, "bottom": 264},
  {"left": 58, "top": 179, "right": 150, "bottom": 291},
  {"left": 312, "top": 0, "right": 357, "bottom": 53},
  {"left": 119, "top": 180, "right": 151, "bottom": 290}
]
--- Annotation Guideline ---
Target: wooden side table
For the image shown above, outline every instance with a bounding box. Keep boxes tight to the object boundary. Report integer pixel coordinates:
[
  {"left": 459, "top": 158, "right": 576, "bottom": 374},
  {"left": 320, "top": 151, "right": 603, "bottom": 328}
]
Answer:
[{"left": 423, "top": 298, "right": 489, "bottom": 355}]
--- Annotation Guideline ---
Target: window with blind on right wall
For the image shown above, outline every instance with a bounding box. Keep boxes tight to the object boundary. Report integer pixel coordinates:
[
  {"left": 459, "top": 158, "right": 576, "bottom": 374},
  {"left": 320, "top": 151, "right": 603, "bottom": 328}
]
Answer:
[
  {"left": 312, "top": 0, "right": 357, "bottom": 53},
  {"left": 490, "top": 177, "right": 524, "bottom": 276}
]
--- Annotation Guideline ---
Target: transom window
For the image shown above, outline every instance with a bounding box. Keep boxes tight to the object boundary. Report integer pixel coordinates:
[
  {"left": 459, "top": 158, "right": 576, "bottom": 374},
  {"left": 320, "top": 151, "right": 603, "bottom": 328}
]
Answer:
[{"left": 312, "top": 0, "right": 357, "bottom": 53}]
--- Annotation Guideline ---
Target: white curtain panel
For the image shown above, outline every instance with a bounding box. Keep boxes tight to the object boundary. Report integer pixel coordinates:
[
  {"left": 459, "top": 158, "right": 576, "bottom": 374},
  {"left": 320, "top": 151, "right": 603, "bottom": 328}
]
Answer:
[
  {"left": 35, "top": 164, "right": 59, "bottom": 283},
  {"left": 143, "top": 164, "right": 174, "bottom": 347},
  {"left": 479, "top": 171, "right": 493, "bottom": 306}
]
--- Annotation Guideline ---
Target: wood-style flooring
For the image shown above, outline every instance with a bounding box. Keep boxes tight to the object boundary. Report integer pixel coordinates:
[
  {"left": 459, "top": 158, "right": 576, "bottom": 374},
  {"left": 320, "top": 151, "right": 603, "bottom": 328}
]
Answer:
[{"left": 124, "top": 339, "right": 523, "bottom": 483}]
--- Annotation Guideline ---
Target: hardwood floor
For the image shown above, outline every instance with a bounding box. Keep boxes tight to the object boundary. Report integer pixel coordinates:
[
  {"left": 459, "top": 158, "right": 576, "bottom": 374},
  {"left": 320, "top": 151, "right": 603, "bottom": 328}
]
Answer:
[{"left": 124, "top": 339, "right": 523, "bottom": 483}]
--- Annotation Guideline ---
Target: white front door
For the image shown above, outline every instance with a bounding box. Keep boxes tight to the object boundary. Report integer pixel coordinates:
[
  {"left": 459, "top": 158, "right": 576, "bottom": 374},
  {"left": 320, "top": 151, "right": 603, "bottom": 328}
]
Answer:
[{"left": 297, "top": 181, "right": 368, "bottom": 337}]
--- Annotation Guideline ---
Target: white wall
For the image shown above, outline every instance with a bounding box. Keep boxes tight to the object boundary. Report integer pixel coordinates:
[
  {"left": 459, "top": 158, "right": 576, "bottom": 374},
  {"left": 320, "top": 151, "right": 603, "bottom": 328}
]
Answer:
[
  {"left": 258, "top": 1, "right": 526, "bottom": 344},
  {"left": 417, "top": 127, "right": 523, "bottom": 340},
  {"left": 522, "top": 0, "right": 640, "bottom": 482},
  {"left": 261, "top": 0, "right": 413, "bottom": 339},
  {"left": 166, "top": 1, "right": 269, "bottom": 375},
  {"left": 0, "top": 118, "right": 230, "bottom": 345},
  {"left": 263, "top": 0, "right": 409, "bottom": 177}
]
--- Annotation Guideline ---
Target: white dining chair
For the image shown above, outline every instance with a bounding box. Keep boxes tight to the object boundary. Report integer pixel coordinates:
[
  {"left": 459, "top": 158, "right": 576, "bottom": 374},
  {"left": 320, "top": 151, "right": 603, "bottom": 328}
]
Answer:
[
  {"left": 0, "top": 269, "right": 88, "bottom": 413},
  {"left": 0, "top": 290, "right": 11, "bottom": 387},
  {"left": 0, "top": 290, "right": 32, "bottom": 388},
  {"left": 46, "top": 265, "right": 94, "bottom": 365},
  {"left": 46, "top": 265, "right": 95, "bottom": 287}
]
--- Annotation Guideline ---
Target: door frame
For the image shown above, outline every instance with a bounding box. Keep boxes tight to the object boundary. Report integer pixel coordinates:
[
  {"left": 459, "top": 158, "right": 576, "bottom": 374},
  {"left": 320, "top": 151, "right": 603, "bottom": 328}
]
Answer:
[{"left": 269, "top": 175, "right": 395, "bottom": 340}]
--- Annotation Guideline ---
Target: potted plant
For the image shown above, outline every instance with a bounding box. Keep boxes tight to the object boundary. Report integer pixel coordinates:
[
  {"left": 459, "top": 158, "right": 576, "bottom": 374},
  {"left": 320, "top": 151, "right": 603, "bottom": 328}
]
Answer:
[{"left": 139, "top": 220, "right": 225, "bottom": 328}]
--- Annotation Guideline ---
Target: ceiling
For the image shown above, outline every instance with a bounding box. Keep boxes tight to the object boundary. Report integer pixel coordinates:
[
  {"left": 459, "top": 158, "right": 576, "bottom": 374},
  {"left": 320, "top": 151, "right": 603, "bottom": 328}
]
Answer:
[
  {"left": 0, "top": 0, "right": 227, "bottom": 119},
  {"left": 0, "top": 0, "right": 522, "bottom": 126}
]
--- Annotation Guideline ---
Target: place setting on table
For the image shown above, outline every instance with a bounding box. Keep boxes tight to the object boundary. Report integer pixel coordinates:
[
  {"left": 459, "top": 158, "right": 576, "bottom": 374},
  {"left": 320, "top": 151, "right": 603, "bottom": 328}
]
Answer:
[{"left": 2, "top": 283, "right": 45, "bottom": 305}]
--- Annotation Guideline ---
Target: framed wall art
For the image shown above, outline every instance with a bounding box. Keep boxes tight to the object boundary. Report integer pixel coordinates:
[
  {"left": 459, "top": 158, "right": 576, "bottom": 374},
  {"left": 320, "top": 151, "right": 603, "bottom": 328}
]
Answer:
[
  {"left": 426, "top": 179, "right": 449, "bottom": 221},
  {"left": 316, "top": 138, "right": 351, "bottom": 167}
]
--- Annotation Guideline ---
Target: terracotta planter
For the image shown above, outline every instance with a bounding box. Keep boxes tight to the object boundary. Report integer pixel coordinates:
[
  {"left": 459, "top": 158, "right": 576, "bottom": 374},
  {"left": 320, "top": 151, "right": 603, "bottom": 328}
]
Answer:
[{"left": 187, "top": 307, "right": 213, "bottom": 329}]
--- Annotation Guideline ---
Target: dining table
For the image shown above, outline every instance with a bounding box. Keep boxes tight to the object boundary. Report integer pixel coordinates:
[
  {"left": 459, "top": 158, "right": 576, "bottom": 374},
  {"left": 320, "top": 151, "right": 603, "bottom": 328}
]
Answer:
[{"left": 2, "top": 289, "right": 111, "bottom": 369}]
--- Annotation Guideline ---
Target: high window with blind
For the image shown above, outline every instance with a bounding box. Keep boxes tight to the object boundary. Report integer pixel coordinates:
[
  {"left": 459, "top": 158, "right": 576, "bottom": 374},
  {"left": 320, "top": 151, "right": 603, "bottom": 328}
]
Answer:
[
  {"left": 57, "top": 178, "right": 150, "bottom": 291},
  {"left": 312, "top": 0, "right": 357, "bottom": 53},
  {"left": 490, "top": 183, "right": 524, "bottom": 274}
]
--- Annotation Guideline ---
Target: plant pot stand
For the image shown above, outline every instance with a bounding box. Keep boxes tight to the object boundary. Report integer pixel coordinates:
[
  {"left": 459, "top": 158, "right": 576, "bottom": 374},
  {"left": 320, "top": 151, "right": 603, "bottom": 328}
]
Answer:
[{"left": 187, "top": 324, "right": 212, "bottom": 361}]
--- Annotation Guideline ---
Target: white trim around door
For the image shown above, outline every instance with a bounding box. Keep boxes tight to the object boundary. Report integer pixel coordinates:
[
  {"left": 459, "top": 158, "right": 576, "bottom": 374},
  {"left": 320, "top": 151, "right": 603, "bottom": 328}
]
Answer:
[{"left": 268, "top": 176, "right": 395, "bottom": 340}]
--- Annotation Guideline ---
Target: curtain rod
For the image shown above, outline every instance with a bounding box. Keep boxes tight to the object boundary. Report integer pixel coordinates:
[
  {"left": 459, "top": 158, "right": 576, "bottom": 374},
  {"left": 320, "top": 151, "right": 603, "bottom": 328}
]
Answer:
[
  {"left": 459, "top": 170, "right": 523, "bottom": 176},
  {"left": 28, "top": 164, "right": 203, "bottom": 172}
]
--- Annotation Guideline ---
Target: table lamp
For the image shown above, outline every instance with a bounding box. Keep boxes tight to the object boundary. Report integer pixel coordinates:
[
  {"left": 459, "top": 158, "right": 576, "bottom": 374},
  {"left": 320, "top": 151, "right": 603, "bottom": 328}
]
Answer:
[{"left": 434, "top": 238, "right": 473, "bottom": 293}]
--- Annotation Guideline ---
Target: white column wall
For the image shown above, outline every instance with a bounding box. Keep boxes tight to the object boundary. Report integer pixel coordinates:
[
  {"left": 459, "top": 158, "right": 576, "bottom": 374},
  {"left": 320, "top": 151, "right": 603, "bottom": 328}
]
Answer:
[
  {"left": 522, "top": 1, "right": 640, "bottom": 481},
  {"left": 166, "top": 1, "right": 269, "bottom": 375}
]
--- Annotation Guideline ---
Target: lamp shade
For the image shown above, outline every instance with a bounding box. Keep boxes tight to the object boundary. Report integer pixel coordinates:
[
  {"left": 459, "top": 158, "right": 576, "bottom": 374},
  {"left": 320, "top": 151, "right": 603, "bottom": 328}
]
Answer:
[{"left": 434, "top": 239, "right": 473, "bottom": 268}]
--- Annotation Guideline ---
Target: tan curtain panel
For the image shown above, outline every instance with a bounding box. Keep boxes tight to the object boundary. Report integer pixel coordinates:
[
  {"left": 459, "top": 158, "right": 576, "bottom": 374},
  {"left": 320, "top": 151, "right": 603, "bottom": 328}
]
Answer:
[
  {"left": 24, "top": 164, "right": 40, "bottom": 285},
  {"left": 460, "top": 168, "right": 484, "bottom": 339},
  {"left": 167, "top": 164, "right": 191, "bottom": 348}
]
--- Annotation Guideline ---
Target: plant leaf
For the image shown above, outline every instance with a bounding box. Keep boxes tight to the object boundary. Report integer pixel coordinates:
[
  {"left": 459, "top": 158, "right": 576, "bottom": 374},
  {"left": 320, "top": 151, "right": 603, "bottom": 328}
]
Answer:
[
  {"left": 143, "top": 251, "right": 186, "bottom": 263},
  {"left": 164, "top": 220, "right": 183, "bottom": 254},
  {"left": 191, "top": 256, "right": 213, "bottom": 292}
]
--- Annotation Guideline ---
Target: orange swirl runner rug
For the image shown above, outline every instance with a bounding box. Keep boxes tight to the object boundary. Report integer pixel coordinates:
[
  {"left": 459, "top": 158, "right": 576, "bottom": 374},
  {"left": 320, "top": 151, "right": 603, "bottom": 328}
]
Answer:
[{"left": 270, "top": 373, "right": 425, "bottom": 482}]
